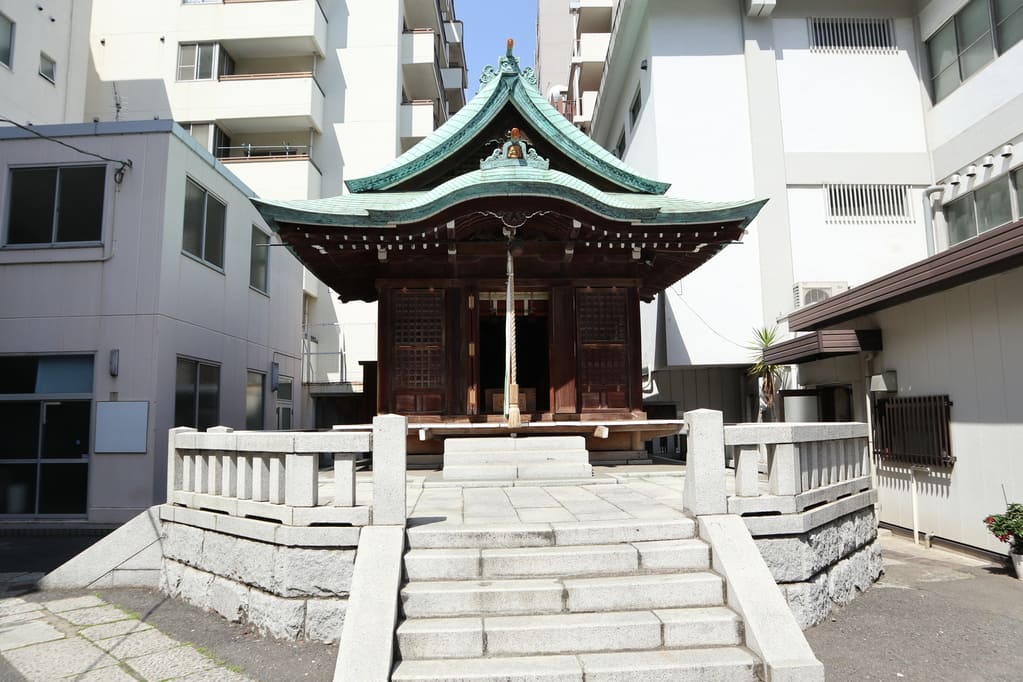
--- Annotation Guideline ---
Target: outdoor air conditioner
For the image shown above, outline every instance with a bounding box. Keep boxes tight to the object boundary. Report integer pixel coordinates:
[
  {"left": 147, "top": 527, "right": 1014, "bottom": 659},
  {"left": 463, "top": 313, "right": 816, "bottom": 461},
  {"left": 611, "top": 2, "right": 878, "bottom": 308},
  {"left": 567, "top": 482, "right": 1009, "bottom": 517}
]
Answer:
[{"left": 793, "top": 281, "right": 849, "bottom": 309}]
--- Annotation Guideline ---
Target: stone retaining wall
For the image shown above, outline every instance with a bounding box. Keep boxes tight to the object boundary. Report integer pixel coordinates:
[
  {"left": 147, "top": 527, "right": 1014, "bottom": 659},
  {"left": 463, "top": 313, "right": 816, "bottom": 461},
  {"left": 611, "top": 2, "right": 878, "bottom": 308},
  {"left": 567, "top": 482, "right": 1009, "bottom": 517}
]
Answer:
[
  {"left": 754, "top": 507, "right": 883, "bottom": 628},
  {"left": 159, "top": 521, "right": 356, "bottom": 642}
]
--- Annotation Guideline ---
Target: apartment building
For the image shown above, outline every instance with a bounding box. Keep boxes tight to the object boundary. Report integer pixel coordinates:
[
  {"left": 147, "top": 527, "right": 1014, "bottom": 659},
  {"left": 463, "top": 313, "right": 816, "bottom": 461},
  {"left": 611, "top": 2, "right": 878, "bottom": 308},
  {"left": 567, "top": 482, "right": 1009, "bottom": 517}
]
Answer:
[
  {"left": 537, "top": 0, "right": 1023, "bottom": 553},
  {"left": 81, "top": 0, "right": 467, "bottom": 424},
  {"left": 0, "top": 0, "right": 467, "bottom": 521},
  {"left": 0, "top": 121, "right": 304, "bottom": 522}
]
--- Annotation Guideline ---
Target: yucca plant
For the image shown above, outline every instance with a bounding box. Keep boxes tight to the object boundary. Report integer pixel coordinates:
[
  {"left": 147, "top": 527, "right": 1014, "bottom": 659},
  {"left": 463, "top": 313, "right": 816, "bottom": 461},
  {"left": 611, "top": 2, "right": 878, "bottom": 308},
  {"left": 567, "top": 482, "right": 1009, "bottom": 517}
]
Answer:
[{"left": 747, "top": 326, "right": 785, "bottom": 421}]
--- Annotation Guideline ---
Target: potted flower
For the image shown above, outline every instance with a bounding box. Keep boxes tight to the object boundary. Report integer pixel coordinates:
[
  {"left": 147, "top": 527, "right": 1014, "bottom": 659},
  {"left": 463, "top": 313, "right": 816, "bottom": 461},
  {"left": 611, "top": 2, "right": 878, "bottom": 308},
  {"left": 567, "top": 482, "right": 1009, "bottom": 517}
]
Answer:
[{"left": 984, "top": 503, "right": 1023, "bottom": 578}]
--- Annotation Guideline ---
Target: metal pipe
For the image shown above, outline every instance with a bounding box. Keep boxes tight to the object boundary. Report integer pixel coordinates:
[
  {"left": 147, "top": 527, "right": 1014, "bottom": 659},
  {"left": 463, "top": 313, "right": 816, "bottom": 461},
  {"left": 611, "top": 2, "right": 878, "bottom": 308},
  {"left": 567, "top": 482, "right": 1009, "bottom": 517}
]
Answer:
[{"left": 921, "top": 184, "right": 945, "bottom": 257}]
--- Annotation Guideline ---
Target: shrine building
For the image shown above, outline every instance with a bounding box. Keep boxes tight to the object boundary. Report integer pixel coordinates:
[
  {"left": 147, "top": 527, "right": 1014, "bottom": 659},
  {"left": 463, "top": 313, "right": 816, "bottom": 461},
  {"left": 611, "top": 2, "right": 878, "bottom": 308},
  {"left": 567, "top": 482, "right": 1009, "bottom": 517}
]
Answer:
[{"left": 253, "top": 42, "right": 765, "bottom": 462}]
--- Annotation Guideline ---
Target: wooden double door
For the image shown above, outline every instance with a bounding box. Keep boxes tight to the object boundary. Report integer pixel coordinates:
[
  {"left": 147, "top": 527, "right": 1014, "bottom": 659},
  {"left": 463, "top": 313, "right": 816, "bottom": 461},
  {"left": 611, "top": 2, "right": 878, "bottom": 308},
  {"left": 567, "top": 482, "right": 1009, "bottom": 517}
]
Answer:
[{"left": 377, "top": 283, "right": 641, "bottom": 419}]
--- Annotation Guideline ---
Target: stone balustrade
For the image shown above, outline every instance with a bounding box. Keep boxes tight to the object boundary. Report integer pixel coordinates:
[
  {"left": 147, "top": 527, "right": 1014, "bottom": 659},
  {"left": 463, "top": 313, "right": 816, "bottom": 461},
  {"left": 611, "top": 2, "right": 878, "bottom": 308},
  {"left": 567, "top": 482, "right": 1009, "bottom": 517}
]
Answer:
[{"left": 166, "top": 414, "right": 407, "bottom": 527}]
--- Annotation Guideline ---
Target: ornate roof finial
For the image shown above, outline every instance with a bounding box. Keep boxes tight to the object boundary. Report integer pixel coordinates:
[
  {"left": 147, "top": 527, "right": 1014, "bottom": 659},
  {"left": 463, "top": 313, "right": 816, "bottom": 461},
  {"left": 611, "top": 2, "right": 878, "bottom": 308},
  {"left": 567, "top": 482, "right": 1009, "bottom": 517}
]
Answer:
[
  {"left": 480, "top": 126, "right": 549, "bottom": 170},
  {"left": 507, "top": 38, "right": 514, "bottom": 55},
  {"left": 479, "top": 39, "right": 538, "bottom": 88}
]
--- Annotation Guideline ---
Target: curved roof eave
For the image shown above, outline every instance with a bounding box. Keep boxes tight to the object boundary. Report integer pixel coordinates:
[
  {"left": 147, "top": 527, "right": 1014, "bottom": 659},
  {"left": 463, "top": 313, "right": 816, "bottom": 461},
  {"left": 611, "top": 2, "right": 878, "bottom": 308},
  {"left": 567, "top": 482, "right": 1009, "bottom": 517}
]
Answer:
[
  {"left": 253, "top": 168, "right": 765, "bottom": 229},
  {"left": 343, "top": 69, "right": 669, "bottom": 195}
]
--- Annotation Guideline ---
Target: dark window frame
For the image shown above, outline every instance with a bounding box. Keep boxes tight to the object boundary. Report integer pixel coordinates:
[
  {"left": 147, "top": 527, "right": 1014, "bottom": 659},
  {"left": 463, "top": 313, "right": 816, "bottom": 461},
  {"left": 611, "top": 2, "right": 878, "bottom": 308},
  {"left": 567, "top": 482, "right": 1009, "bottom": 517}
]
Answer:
[
  {"left": 926, "top": 0, "right": 1022, "bottom": 102},
  {"left": 249, "top": 225, "right": 270, "bottom": 293},
  {"left": 38, "top": 52, "right": 55, "bottom": 82},
  {"left": 181, "top": 176, "right": 227, "bottom": 269},
  {"left": 4, "top": 165, "right": 107, "bottom": 246},
  {"left": 174, "top": 357, "right": 221, "bottom": 431},
  {"left": 0, "top": 11, "right": 13, "bottom": 69},
  {"left": 873, "top": 394, "right": 955, "bottom": 467}
]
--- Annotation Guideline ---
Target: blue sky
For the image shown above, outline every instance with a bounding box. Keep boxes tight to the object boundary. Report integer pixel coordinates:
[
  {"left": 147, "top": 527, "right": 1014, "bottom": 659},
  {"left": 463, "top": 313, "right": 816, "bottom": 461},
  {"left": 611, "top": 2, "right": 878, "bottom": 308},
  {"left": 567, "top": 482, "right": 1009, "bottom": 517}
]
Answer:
[{"left": 456, "top": 0, "right": 537, "bottom": 96}]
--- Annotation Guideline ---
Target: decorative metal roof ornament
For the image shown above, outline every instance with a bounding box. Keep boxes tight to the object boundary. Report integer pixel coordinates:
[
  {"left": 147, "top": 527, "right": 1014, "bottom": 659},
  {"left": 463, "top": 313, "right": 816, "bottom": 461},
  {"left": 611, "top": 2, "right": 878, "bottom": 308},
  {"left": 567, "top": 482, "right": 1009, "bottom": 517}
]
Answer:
[
  {"left": 479, "top": 38, "right": 537, "bottom": 88},
  {"left": 480, "top": 127, "right": 550, "bottom": 170}
]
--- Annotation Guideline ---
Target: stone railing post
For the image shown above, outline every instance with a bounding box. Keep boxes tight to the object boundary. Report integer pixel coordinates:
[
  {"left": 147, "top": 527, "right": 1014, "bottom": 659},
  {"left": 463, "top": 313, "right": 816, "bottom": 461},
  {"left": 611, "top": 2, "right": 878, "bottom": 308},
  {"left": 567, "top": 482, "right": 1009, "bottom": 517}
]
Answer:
[
  {"left": 166, "top": 426, "right": 195, "bottom": 503},
  {"left": 372, "top": 414, "right": 408, "bottom": 526},
  {"left": 683, "top": 408, "right": 727, "bottom": 516}
]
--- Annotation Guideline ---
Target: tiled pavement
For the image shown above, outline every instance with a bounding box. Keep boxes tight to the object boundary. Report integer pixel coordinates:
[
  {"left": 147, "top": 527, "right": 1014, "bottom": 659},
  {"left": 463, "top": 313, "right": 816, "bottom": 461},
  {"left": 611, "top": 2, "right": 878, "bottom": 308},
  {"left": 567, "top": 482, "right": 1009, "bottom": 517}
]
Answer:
[
  {"left": 401, "top": 468, "right": 688, "bottom": 525},
  {"left": 0, "top": 594, "right": 251, "bottom": 682}
]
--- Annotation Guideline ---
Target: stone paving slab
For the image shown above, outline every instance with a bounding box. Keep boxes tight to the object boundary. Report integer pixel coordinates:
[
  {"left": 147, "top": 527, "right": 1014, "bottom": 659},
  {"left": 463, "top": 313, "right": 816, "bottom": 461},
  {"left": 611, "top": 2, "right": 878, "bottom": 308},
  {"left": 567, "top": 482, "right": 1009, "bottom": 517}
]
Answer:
[
  {"left": 0, "top": 592, "right": 253, "bottom": 681},
  {"left": 0, "top": 618, "right": 65, "bottom": 651},
  {"left": 127, "top": 644, "right": 221, "bottom": 680},
  {"left": 3, "top": 636, "right": 121, "bottom": 680}
]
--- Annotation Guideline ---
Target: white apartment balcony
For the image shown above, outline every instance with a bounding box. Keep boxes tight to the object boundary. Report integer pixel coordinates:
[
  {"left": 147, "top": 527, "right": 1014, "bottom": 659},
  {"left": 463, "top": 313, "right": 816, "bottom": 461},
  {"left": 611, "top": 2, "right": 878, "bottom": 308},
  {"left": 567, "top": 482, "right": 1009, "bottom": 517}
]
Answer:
[
  {"left": 444, "top": 20, "right": 463, "bottom": 45},
  {"left": 572, "top": 91, "right": 599, "bottom": 130},
  {"left": 224, "top": 155, "right": 322, "bottom": 201},
  {"left": 442, "top": 66, "right": 466, "bottom": 112},
  {"left": 404, "top": 0, "right": 443, "bottom": 33},
  {"left": 574, "top": 0, "right": 614, "bottom": 37},
  {"left": 402, "top": 30, "right": 443, "bottom": 102},
  {"left": 400, "top": 100, "right": 437, "bottom": 151},
  {"left": 572, "top": 32, "right": 610, "bottom": 93},
  {"left": 172, "top": 73, "right": 325, "bottom": 133},
  {"left": 178, "top": 0, "right": 327, "bottom": 58}
]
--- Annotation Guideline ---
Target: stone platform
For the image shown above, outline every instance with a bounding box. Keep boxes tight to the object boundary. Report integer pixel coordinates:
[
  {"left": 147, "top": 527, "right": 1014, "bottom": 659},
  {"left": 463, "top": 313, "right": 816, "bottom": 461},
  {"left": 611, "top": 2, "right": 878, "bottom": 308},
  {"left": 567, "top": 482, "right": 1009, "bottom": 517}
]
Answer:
[{"left": 441, "top": 436, "right": 593, "bottom": 481}]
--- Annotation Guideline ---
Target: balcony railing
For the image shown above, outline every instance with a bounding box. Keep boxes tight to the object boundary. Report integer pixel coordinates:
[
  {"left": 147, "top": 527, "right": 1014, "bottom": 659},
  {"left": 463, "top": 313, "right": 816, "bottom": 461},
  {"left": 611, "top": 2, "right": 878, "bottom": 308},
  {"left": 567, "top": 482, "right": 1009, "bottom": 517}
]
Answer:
[{"left": 216, "top": 143, "right": 310, "bottom": 160}]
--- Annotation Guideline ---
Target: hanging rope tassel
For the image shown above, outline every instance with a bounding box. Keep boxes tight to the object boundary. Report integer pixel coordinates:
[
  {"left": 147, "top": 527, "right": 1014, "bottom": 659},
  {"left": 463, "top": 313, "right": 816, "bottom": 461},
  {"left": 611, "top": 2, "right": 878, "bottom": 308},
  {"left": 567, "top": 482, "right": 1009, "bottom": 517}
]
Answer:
[{"left": 505, "top": 249, "right": 521, "bottom": 428}]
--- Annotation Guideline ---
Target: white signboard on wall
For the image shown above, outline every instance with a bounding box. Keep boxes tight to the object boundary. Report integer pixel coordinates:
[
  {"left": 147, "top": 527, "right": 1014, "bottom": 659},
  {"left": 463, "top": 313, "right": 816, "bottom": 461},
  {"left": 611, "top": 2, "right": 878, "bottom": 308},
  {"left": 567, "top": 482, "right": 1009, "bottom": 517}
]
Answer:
[{"left": 95, "top": 401, "right": 149, "bottom": 453}]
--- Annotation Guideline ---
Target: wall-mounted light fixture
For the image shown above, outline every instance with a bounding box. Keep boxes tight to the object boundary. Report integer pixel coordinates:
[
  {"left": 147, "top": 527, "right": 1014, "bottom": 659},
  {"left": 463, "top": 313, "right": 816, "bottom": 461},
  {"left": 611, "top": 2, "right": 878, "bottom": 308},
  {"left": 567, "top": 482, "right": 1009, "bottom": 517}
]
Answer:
[
  {"left": 982, "top": 154, "right": 995, "bottom": 168},
  {"left": 869, "top": 370, "right": 897, "bottom": 393},
  {"left": 1001, "top": 144, "right": 1014, "bottom": 157},
  {"left": 109, "top": 349, "right": 120, "bottom": 377},
  {"left": 948, "top": 173, "right": 961, "bottom": 186},
  {"left": 640, "top": 59, "right": 648, "bottom": 71},
  {"left": 965, "top": 164, "right": 977, "bottom": 177}
]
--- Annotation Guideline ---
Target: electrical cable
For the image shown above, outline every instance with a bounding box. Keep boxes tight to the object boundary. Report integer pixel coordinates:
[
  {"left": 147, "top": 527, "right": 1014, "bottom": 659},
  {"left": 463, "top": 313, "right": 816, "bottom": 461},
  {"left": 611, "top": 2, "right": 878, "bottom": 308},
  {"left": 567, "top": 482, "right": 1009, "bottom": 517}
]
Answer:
[
  {"left": 665, "top": 285, "right": 748, "bottom": 350},
  {"left": 0, "top": 116, "right": 133, "bottom": 182}
]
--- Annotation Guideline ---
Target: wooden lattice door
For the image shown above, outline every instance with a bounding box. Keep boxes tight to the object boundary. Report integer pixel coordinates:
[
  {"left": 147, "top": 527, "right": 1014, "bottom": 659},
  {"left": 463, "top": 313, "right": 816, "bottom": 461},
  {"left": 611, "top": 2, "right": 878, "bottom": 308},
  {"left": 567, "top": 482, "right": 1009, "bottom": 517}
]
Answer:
[
  {"left": 577, "top": 288, "right": 629, "bottom": 410},
  {"left": 389, "top": 289, "right": 446, "bottom": 414}
]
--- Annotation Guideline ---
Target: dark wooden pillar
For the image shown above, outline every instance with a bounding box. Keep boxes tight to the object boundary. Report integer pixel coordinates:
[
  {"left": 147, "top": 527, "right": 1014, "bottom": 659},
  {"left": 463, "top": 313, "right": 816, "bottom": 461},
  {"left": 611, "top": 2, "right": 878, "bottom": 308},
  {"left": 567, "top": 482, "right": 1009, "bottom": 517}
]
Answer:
[{"left": 550, "top": 285, "right": 577, "bottom": 414}]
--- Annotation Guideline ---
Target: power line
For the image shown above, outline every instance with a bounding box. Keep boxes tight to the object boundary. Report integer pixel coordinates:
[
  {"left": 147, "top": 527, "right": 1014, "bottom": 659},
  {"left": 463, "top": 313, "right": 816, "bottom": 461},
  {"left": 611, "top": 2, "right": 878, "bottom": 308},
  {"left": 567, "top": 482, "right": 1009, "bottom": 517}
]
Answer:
[
  {"left": 665, "top": 285, "right": 748, "bottom": 350},
  {"left": 0, "top": 116, "right": 133, "bottom": 183}
]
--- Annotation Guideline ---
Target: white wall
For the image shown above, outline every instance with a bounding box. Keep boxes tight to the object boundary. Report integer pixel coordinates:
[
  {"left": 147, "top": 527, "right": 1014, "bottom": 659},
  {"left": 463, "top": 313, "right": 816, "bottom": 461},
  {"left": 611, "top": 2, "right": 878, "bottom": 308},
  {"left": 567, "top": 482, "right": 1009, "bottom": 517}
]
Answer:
[
  {"left": 0, "top": 0, "right": 91, "bottom": 125},
  {"left": 774, "top": 18, "right": 928, "bottom": 155},
  {"left": 871, "top": 267, "right": 1023, "bottom": 553},
  {"left": 787, "top": 186, "right": 929, "bottom": 286},
  {"left": 0, "top": 124, "right": 304, "bottom": 522}
]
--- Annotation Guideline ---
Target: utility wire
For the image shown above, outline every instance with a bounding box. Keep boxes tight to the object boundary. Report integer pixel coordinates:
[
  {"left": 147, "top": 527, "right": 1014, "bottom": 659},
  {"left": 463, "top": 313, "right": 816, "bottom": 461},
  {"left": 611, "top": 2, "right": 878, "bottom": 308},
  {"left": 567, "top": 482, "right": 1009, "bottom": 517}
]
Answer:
[
  {"left": 666, "top": 285, "right": 748, "bottom": 350},
  {"left": 0, "top": 116, "right": 133, "bottom": 182}
]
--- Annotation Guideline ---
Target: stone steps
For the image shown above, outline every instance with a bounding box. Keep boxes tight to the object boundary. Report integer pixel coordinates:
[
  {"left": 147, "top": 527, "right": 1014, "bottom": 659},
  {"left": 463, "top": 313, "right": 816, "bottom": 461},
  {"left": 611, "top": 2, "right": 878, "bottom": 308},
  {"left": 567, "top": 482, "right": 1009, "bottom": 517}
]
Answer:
[
  {"left": 443, "top": 436, "right": 593, "bottom": 481},
  {"left": 442, "top": 462, "right": 593, "bottom": 481},
  {"left": 397, "top": 607, "right": 743, "bottom": 659},
  {"left": 400, "top": 572, "right": 725, "bottom": 618},
  {"left": 405, "top": 518, "right": 697, "bottom": 549},
  {"left": 404, "top": 539, "right": 710, "bottom": 580},
  {"left": 394, "top": 517, "right": 759, "bottom": 680},
  {"left": 391, "top": 646, "right": 759, "bottom": 681}
]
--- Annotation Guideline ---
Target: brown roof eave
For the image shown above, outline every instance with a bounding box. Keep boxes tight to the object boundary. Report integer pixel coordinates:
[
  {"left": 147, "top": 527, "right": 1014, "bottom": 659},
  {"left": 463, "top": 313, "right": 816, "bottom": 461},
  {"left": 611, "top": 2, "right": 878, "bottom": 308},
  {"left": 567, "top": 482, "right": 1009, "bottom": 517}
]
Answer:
[
  {"left": 789, "top": 218, "right": 1023, "bottom": 332},
  {"left": 764, "top": 330, "right": 882, "bottom": 365}
]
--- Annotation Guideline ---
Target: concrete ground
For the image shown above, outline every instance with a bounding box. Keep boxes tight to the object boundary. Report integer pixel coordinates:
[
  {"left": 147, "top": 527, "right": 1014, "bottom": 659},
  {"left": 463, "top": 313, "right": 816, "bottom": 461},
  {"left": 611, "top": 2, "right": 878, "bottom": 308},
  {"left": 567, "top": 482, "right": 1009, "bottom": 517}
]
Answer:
[
  {"left": 3, "top": 467, "right": 1022, "bottom": 680},
  {"left": 805, "top": 528, "right": 1023, "bottom": 681}
]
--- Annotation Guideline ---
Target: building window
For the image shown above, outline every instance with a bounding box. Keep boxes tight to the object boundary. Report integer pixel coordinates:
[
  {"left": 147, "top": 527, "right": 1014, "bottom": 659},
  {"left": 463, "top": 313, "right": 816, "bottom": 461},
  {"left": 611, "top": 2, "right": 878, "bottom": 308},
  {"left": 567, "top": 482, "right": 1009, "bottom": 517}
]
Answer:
[
  {"left": 873, "top": 395, "right": 955, "bottom": 467},
  {"left": 629, "top": 87, "right": 642, "bottom": 129},
  {"left": 0, "top": 13, "right": 13, "bottom": 68},
  {"left": 39, "top": 52, "right": 55, "bottom": 82},
  {"left": 613, "top": 129, "right": 625, "bottom": 159},
  {"left": 250, "top": 226, "right": 269, "bottom": 292},
  {"left": 246, "top": 371, "right": 265, "bottom": 430},
  {"left": 809, "top": 18, "right": 897, "bottom": 53},
  {"left": 824, "top": 184, "right": 912, "bottom": 223},
  {"left": 177, "top": 42, "right": 216, "bottom": 81},
  {"left": 0, "top": 355, "right": 93, "bottom": 516},
  {"left": 175, "top": 358, "right": 220, "bottom": 430},
  {"left": 276, "top": 376, "right": 293, "bottom": 429},
  {"left": 944, "top": 173, "right": 1018, "bottom": 245},
  {"left": 926, "top": 0, "right": 1022, "bottom": 101},
  {"left": 182, "top": 177, "right": 226, "bottom": 268},
  {"left": 996, "top": 0, "right": 1023, "bottom": 53},
  {"left": 6, "top": 166, "right": 106, "bottom": 245}
]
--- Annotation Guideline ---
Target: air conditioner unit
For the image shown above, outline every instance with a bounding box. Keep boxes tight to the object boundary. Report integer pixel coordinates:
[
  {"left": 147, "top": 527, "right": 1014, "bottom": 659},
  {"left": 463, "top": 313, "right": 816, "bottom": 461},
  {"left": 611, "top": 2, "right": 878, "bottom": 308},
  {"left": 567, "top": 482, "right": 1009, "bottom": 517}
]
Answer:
[{"left": 793, "top": 281, "right": 849, "bottom": 309}]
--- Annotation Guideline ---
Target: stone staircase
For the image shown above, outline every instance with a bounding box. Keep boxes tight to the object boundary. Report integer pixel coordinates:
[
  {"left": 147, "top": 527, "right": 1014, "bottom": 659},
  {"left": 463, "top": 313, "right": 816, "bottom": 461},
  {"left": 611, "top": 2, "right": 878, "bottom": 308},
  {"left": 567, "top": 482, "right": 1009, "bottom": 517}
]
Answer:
[
  {"left": 391, "top": 518, "right": 761, "bottom": 681},
  {"left": 442, "top": 436, "right": 593, "bottom": 481}
]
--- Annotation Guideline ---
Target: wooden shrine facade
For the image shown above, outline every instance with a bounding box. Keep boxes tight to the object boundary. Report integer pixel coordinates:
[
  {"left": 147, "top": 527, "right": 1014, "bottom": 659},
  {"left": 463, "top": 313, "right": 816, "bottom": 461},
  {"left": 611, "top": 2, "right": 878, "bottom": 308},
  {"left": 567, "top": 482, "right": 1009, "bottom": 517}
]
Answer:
[{"left": 253, "top": 41, "right": 766, "bottom": 428}]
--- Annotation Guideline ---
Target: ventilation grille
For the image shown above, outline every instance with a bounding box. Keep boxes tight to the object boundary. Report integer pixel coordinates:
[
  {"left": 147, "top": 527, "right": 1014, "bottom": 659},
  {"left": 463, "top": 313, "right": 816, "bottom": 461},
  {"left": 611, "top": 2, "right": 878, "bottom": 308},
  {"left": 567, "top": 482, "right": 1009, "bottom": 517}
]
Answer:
[
  {"left": 793, "top": 281, "right": 849, "bottom": 309},
  {"left": 809, "top": 18, "right": 897, "bottom": 54},
  {"left": 825, "top": 184, "right": 913, "bottom": 223}
]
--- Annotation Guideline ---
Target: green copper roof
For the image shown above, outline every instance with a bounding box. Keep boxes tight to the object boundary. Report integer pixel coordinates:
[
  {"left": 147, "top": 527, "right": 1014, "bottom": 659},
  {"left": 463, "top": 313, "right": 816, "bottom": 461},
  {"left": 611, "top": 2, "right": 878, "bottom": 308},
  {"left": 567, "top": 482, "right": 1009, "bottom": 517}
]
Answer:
[
  {"left": 254, "top": 167, "right": 765, "bottom": 228},
  {"left": 344, "top": 47, "right": 670, "bottom": 195}
]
